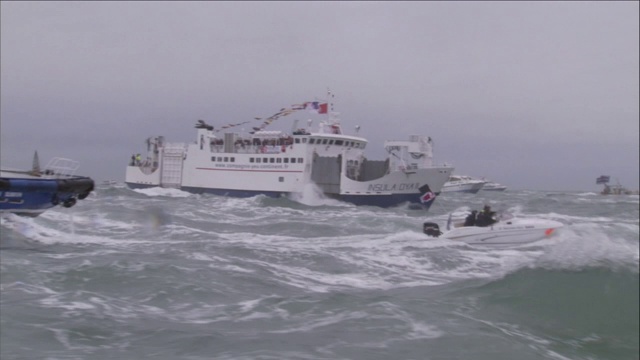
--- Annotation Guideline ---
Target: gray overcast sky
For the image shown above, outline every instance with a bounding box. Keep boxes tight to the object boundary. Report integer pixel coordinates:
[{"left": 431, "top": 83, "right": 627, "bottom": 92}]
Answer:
[{"left": 1, "top": 1, "right": 638, "bottom": 191}]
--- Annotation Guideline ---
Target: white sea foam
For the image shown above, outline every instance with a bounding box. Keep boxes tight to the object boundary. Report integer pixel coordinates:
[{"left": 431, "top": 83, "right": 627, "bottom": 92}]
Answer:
[
  {"left": 288, "top": 183, "right": 350, "bottom": 207},
  {"left": 268, "top": 310, "right": 370, "bottom": 334},
  {"left": 1, "top": 214, "right": 169, "bottom": 246},
  {"left": 5, "top": 282, "right": 59, "bottom": 295},
  {"left": 531, "top": 224, "right": 639, "bottom": 272},
  {"left": 133, "top": 186, "right": 191, "bottom": 198},
  {"left": 576, "top": 192, "right": 599, "bottom": 196}
]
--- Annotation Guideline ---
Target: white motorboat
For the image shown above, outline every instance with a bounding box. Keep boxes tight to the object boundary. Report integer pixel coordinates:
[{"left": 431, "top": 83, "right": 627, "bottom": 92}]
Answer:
[
  {"left": 125, "top": 95, "right": 454, "bottom": 209},
  {"left": 441, "top": 175, "right": 486, "bottom": 194},
  {"left": 422, "top": 214, "right": 563, "bottom": 247},
  {"left": 480, "top": 179, "right": 507, "bottom": 191}
]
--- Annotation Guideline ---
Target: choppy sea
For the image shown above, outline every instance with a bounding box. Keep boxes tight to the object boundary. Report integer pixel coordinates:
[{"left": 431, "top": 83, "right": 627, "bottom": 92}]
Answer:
[{"left": 1, "top": 185, "right": 638, "bottom": 360}]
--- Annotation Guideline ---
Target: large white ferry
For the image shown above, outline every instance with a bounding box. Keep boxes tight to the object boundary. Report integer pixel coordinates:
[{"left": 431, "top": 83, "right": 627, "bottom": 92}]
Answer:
[{"left": 125, "top": 101, "right": 453, "bottom": 209}]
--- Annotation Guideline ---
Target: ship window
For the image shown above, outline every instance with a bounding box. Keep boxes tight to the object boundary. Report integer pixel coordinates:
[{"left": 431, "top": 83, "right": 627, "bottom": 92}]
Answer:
[
  {"left": 295, "top": 138, "right": 300, "bottom": 144},
  {"left": 230, "top": 157, "right": 235, "bottom": 162},
  {"left": 302, "top": 138, "right": 307, "bottom": 143},
  {"left": 263, "top": 157, "right": 268, "bottom": 163},
  {"left": 256, "top": 158, "right": 261, "bottom": 163},
  {"left": 250, "top": 158, "right": 254, "bottom": 163},
  {"left": 298, "top": 158, "right": 304, "bottom": 163},
  {"left": 335, "top": 140, "right": 344, "bottom": 146},
  {"left": 322, "top": 139, "right": 328, "bottom": 145},
  {"left": 279, "top": 176, "right": 284, "bottom": 182},
  {"left": 224, "top": 157, "right": 229, "bottom": 162},
  {"left": 329, "top": 140, "right": 334, "bottom": 145},
  {"left": 217, "top": 157, "right": 223, "bottom": 161},
  {"left": 309, "top": 138, "right": 315, "bottom": 144},
  {"left": 283, "top": 158, "right": 289, "bottom": 163},
  {"left": 211, "top": 157, "right": 216, "bottom": 162},
  {"left": 276, "top": 158, "right": 281, "bottom": 163},
  {"left": 270, "top": 158, "right": 275, "bottom": 163},
  {"left": 291, "top": 158, "right": 296, "bottom": 163}
]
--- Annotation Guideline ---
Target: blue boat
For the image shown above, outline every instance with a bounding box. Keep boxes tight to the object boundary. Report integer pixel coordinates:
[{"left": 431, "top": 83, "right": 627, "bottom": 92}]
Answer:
[{"left": 1, "top": 152, "right": 95, "bottom": 217}]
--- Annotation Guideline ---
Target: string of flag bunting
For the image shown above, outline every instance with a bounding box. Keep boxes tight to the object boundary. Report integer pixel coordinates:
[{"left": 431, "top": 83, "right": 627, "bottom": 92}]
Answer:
[{"left": 213, "top": 101, "right": 329, "bottom": 134}]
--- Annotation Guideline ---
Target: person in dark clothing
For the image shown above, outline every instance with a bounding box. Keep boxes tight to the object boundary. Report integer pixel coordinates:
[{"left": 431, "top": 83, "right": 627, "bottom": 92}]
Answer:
[
  {"left": 464, "top": 210, "right": 478, "bottom": 226},
  {"left": 475, "top": 205, "right": 497, "bottom": 227}
]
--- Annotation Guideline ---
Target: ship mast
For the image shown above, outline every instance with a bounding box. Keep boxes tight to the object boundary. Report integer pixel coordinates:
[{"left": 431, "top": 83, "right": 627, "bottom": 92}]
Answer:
[
  {"left": 326, "top": 88, "right": 342, "bottom": 134},
  {"left": 327, "top": 88, "right": 337, "bottom": 122},
  {"left": 30, "top": 151, "right": 41, "bottom": 176}
]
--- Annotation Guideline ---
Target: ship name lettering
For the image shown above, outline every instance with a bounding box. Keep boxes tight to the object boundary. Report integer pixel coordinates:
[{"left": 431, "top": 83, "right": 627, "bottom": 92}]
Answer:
[{"left": 367, "top": 183, "right": 419, "bottom": 192}]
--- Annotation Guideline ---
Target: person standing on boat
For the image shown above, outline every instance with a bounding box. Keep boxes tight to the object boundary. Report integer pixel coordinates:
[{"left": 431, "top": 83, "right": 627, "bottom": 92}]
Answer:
[
  {"left": 464, "top": 210, "right": 478, "bottom": 226},
  {"left": 475, "top": 205, "right": 497, "bottom": 227}
]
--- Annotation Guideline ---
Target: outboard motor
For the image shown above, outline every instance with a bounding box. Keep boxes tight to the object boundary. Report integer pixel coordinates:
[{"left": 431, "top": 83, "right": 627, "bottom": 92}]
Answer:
[{"left": 423, "top": 222, "right": 442, "bottom": 237}]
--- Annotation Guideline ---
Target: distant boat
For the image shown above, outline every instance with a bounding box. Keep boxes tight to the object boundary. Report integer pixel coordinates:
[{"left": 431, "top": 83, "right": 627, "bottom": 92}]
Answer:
[
  {"left": 1, "top": 152, "right": 95, "bottom": 217},
  {"left": 480, "top": 178, "right": 507, "bottom": 192},
  {"left": 596, "top": 175, "right": 638, "bottom": 195},
  {"left": 441, "top": 175, "right": 486, "bottom": 194}
]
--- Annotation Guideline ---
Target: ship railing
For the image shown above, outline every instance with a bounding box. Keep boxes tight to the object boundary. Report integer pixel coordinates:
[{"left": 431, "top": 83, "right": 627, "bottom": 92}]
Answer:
[{"left": 205, "top": 143, "right": 292, "bottom": 155}]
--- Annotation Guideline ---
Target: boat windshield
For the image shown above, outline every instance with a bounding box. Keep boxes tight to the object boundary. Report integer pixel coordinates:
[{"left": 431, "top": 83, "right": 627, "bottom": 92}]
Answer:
[{"left": 497, "top": 212, "right": 514, "bottom": 221}]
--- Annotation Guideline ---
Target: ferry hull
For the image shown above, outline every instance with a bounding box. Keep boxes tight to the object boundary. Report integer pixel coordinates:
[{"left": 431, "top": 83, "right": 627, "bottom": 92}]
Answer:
[
  {"left": 181, "top": 186, "right": 285, "bottom": 199},
  {"left": 332, "top": 193, "right": 435, "bottom": 209},
  {"left": 125, "top": 182, "right": 438, "bottom": 209}
]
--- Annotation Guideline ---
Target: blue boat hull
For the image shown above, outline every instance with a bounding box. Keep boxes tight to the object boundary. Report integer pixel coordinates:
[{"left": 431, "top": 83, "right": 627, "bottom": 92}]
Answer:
[{"left": 0, "top": 177, "right": 94, "bottom": 217}]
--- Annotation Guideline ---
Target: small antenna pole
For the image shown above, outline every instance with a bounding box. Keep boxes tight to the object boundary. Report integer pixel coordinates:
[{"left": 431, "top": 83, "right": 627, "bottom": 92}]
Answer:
[{"left": 31, "top": 151, "right": 41, "bottom": 175}]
